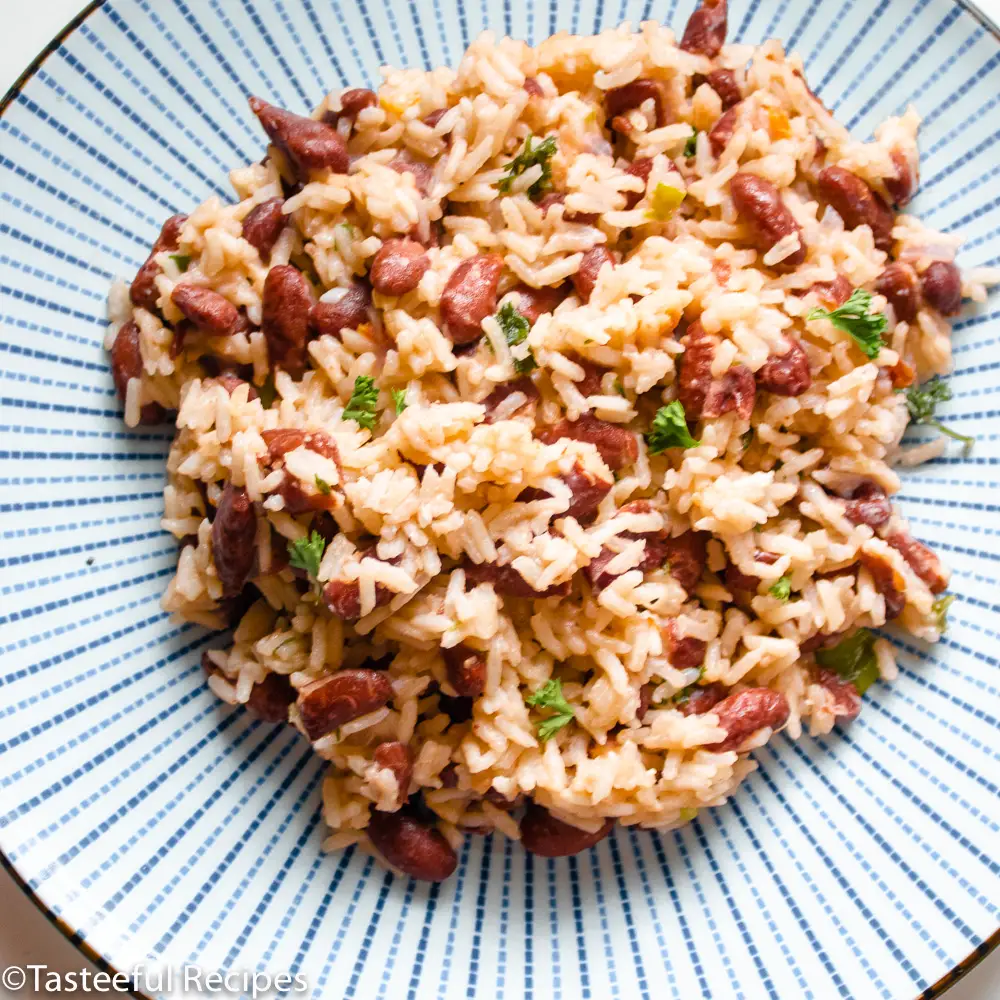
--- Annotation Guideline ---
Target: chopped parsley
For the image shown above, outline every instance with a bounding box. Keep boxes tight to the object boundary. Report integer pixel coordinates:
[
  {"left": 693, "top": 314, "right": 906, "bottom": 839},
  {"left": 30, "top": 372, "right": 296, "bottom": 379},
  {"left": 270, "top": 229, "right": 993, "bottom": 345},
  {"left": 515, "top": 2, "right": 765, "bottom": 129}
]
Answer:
[
  {"left": 768, "top": 575, "right": 792, "bottom": 601},
  {"left": 614, "top": 378, "right": 627, "bottom": 397},
  {"left": 815, "top": 628, "right": 880, "bottom": 695},
  {"left": 684, "top": 131, "right": 699, "bottom": 158},
  {"left": 314, "top": 475, "right": 332, "bottom": 495},
  {"left": 647, "top": 400, "right": 701, "bottom": 454},
  {"left": 932, "top": 594, "right": 955, "bottom": 633},
  {"left": 497, "top": 133, "right": 557, "bottom": 200},
  {"left": 342, "top": 375, "right": 379, "bottom": 430},
  {"left": 496, "top": 301, "right": 537, "bottom": 373},
  {"left": 287, "top": 530, "right": 326, "bottom": 579},
  {"left": 904, "top": 379, "right": 975, "bottom": 453},
  {"left": 169, "top": 253, "right": 191, "bottom": 272},
  {"left": 525, "top": 677, "right": 575, "bottom": 742},
  {"left": 807, "top": 288, "right": 886, "bottom": 359},
  {"left": 646, "top": 183, "right": 685, "bottom": 221},
  {"left": 391, "top": 388, "right": 408, "bottom": 414}
]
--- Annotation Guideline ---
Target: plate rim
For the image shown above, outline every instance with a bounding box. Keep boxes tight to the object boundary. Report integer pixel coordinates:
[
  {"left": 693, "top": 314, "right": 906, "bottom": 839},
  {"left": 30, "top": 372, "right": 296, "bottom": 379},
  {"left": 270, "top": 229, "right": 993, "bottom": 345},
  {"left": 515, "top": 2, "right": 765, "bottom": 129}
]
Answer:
[{"left": 0, "top": 2, "right": 997, "bottom": 997}]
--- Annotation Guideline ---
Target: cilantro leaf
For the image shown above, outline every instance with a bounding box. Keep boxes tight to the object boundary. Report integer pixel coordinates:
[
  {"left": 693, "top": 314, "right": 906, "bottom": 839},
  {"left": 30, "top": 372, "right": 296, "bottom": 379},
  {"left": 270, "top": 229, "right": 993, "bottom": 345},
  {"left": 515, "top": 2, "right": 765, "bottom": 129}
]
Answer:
[
  {"left": 391, "top": 388, "right": 408, "bottom": 414},
  {"left": 314, "top": 475, "right": 331, "bottom": 495},
  {"left": 497, "top": 134, "right": 558, "bottom": 200},
  {"left": 169, "top": 253, "right": 191, "bottom": 272},
  {"left": 496, "top": 301, "right": 537, "bottom": 373},
  {"left": 646, "top": 183, "right": 685, "bottom": 221},
  {"left": 684, "top": 131, "right": 699, "bottom": 158},
  {"left": 647, "top": 400, "right": 701, "bottom": 454},
  {"left": 815, "top": 628, "right": 880, "bottom": 695},
  {"left": 932, "top": 594, "right": 955, "bottom": 633},
  {"left": 287, "top": 531, "right": 326, "bottom": 579},
  {"left": 905, "top": 378, "right": 975, "bottom": 453},
  {"left": 807, "top": 288, "right": 886, "bottom": 359},
  {"left": 342, "top": 375, "right": 379, "bottom": 430},
  {"left": 768, "top": 575, "right": 792, "bottom": 601},
  {"left": 525, "top": 678, "right": 575, "bottom": 742}
]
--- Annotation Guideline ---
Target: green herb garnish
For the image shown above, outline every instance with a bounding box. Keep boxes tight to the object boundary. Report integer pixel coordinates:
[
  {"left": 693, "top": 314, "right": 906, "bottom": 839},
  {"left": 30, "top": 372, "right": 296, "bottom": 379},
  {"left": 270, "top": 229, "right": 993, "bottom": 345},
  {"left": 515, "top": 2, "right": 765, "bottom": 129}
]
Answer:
[
  {"left": 391, "top": 388, "right": 408, "bottom": 414},
  {"left": 525, "top": 677, "right": 575, "bottom": 742},
  {"left": 614, "top": 379, "right": 627, "bottom": 397},
  {"left": 741, "top": 429, "right": 755, "bottom": 451},
  {"left": 342, "top": 375, "right": 379, "bottom": 430},
  {"left": 169, "top": 253, "right": 191, "bottom": 272},
  {"left": 807, "top": 288, "right": 886, "bottom": 359},
  {"left": 287, "top": 530, "right": 326, "bottom": 579},
  {"left": 684, "top": 131, "right": 699, "bottom": 158},
  {"left": 646, "top": 183, "right": 685, "bottom": 221},
  {"left": 904, "top": 379, "right": 975, "bottom": 453},
  {"left": 647, "top": 400, "right": 701, "bottom": 454},
  {"left": 497, "top": 133, "right": 557, "bottom": 200},
  {"left": 496, "top": 301, "right": 537, "bottom": 373},
  {"left": 314, "top": 475, "right": 332, "bottom": 495},
  {"left": 932, "top": 594, "right": 955, "bottom": 633},
  {"left": 815, "top": 627, "right": 880, "bottom": 695},
  {"left": 768, "top": 575, "right": 792, "bottom": 601}
]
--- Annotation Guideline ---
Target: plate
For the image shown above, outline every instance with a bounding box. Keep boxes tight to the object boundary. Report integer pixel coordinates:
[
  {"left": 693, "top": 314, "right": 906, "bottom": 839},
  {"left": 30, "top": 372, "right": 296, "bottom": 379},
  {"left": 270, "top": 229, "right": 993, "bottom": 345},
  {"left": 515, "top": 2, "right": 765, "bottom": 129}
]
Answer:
[{"left": 1, "top": 2, "right": 998, "bottom": 997}]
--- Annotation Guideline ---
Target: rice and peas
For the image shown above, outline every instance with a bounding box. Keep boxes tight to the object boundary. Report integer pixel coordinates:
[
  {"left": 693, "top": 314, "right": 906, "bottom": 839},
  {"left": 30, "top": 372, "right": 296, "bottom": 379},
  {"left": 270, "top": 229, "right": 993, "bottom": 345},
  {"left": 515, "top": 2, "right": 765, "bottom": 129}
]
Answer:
[{"left": 105, "top": 0, "right": 993, "bottom": 880}]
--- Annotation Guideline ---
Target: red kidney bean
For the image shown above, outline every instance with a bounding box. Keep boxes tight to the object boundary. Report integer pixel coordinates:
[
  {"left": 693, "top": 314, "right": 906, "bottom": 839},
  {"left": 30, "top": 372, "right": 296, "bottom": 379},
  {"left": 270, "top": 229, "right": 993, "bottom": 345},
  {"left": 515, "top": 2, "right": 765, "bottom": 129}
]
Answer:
[
  {"left": 817, "top": 166, "right": 895, "bottom": 253},
  {"left": 605, "top": 79, "right": 668, "bottom": 129},
  {"left": 887, "top": 532, "right": 948, "bottom": 593},
  {"left": 800, "top": 630, "right": 846, "bottom": 655},
  {"left": 522, "top": 76, "right": 544, "bottom": 98},
  {"left": 662, "top": 618, "right": 708, "bottom": 670},
  {"left": 706, "top": 68, "right": 741, "bottom": 109},
  {"left": 702, "top": 363, "right": 756, "bottom": 419},
  {"left": 423, "top": 108, "right": 449, "bottom": 129},
  {"left": 389, "top": 151, "right": 435, "bottom": 195},
  {"left": 249, "top": 96, "right": 349, "bottom": 179},
  {"left": 440, "top": 253, "right": 504, "bottom": 345},
  {"left": 520, "top": 804, "right": 614, "bottom": 857},
  {"left": 858, "top": 549, "right": 906, "bottom": 619},
  {"left": 374, "top": 741, "right": 413, "bottom": 805},
  {"left": 263, "top": 427, "right": 340, "bottom": 464},
  {"left": 677, "top": 682, "right": 728, "bottom": 717},
  {"left": 536, "top": 412, "right": 638, "bottom": 472},
  {"left": 814, "top": 668, "right": 862, "bottom": 721},
  {"left": 212, "top": 483, "right": 257, "bottom": 598},
  {"left": 708, "top": 104, "right": 741, "bottom": 158},
  {"left": 562, "top": 351, "right": 608, "bottom": 396},
  {"left": 210, "top": 371, "right": 259, "bottom": 400},
  {"left": 310, "top": 281, "right": 373, "bottom": 339},
  {"left": 323, "top": 575, "right": 396, "bottom": 621},
  {"left": 171, "top": 285, "right": 241, "bottom": 335},
  {"left": 439, "top": 762, "right": 459, "bottom": 788},
  {"left": 519, "top": 463, "right": 613, "bottom": 525},
  {"left": 637, "top": 683, "right": 656, "bottom": 721},
  {"left": 584, "top": 500, "right": 668, "bottom": 592},
  {"left": 484, "top": 787, "right": 525, "bottom": 810},
  {"left": 242, "top": 197, "right": 287, "bottom": 259},
  {"left": 130, "top": 213, "right": 187, "bottom": 311},
  {"left": 920, "top": 261, "right": 962, "bottom": 316},
  {"left": 572, "top": 245, "right": 615, "bottom": 303},
  {"left": 663, "top": 530, "right": 708, "bottom": 593},
  {"left": 367, "top": 809, "right": 458, "bottom": 881},
  {"left": 884, "top": 149, "right": 917, "bottom": 207},
  {"left": 245, "top": 672, "right": 296, "bottom": 723},
  {"left": 623, "top": 157, "right": 654, "bottom": 210},
  {"left": 875, "top": 262, "right": 920, "bottom": 323},
  {"left": 442, "top": 644, "right": 486, "bottom": 698},
  {"left": 515, "top": 283, "right": 570, "bottom": 325},
  {"left": 730, "top": 172, "right": 806, "bottom": 266},
  {"left": 756, "top": 339, "right": 811, "bottom": 397},
  {"left": 809, "top": 274, "right": 852, "bottom": 309},
  {"left": 463, "top": 560, "right": 571, "bottom": 599},
  {"left": 680, "top": 0, "right": 728, "bottom": 57},
  {"left": 482, "top": 376, "right": 540, "bottom": 424},
  {"left": 723, "top": 549, "right": 778, "bottom": 603},
  {"left": 370, "top": 238, "right": 430, "bottom": 296},
  {"left": 324, "top": 87, "right": 377, "bottom": 126},
  {"left": 676, "top": 321, "right": 714, "bottom": 418},
  {"left": 843, "top": 480, "right": 892, "bottom": 528},
  {"left": 706, "top": 687, "right": 790, "bottom": 751},
  {"left": 296, "top": 667, "right": 393, "bottom": 740},
  {"left": 262, "top": 264, "right": 315, "bottom": 376},
  {"left": 535, "top": 192, "right": 600, "bottom": 225},
  {"left": 110, "top": 320, "right": 155, "bottom": 420}
]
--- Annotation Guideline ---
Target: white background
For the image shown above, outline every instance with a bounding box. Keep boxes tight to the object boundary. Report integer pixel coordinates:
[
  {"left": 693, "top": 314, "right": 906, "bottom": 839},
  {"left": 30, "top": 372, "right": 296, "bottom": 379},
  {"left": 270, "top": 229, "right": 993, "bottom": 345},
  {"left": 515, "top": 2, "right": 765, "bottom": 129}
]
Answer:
[{"left": 0, "top": 1, "right": 997, "bottom": 998}]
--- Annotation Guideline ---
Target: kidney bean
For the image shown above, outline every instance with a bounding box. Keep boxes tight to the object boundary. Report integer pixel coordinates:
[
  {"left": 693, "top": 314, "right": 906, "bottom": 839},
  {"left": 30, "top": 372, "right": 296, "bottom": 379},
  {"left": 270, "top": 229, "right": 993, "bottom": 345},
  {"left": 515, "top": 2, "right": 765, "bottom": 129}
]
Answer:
[
  {"left": 130, "top": 213, "right": 187, "bottom": 311},
  {"left": 756, "top": 339, "right": 811, "bottom": 397},
  {"left": 663, "top": 530, "right": 708, "bottom": 594},
  {"left": 605, "top": 79, "right": 668, "bottom": 129},
  {"left": 111, "top": 320, "right": 146, "bottom": 406},
  {"left": 676, "top": 321, "right": 714, "bottom": 418},
  {"left": 439, "top": 763, "right": 459, "bottom": 788},
  {"left": 262, "top": 264, "right": 315, "bottom": 376},
  {"left": 241, "top": 197, "right": 287, "bottom": 260},
  {"left": 535, "top": 192, "right": 600, "bottom": 225},
  {"left": 584, "top": 500, "right": 668, "bottom": 591},
  {"left": 873, "top": 261, "right": 920, "bottom": 323},
  {"left": 515, "top": 283, "right": 570, "bottom": 325},
  {"left": 814, "top": 668, "right": 862, "bottom": 721},
  {"left": 663, "top": 619, "right": 708, "bottom": 669},
  {"left": 520, "top": 803, "right": 614, "bottom": 857},
  {"left": 920, "top": 261, "right": 962, "bottom": 316},
  {"left": 702, "top": 363, "right": 756, "bottom": 419},
  {"left": 519, "top": 75, "right": 544, "bottom": 98},
  {"left": 817, "top": 166, "right": 895, "bottom": 252},
  {"left": 887, "top": 532, "right": 948, "bottom": 593},
  {"left": 463, "top": 560, "right": 571, "bottom": 599},
  {"left": 572, "top": 245, "right": 615, "bottom": 303},
  {"left": 248, "top": 96, "right": 349, "bottom": 179},
  {"left": 536, "top": 412, "right": 638, "bottom": 472},
  {"left": 324, "top": 87, "right": 377, "bottom": 126},
  {"left": 730, "top": 172, "right": 806, "bottom": 266},
  {"left": 484, "top": 787, "right": 525, "bottom": 810},
  {"left": 677, "top": 682, "right": 728, "bottom": 717},
  {"left": 323, "top": 576, "right": 396, "bottom": 621},
  {"left": 482, "top": 376, "right": 541, "bottom": 424},
  {"left": 211, "top": 371, "right": 259, "bottom": 400},
  {"left": 370, "top": 239, "right": 430, "bottom": 296},
  {"left": 706, "top": 687, "right": 789, "bottom": 751},
  {"left": 263, "top": 427, "right": 340, "bottom": 464},
  {"left": 858, "top": 549, "right": 906, "bottom": 619},
  {"left": 809, "top": 274, "right": 852, "bottom": 309},
  {"left": 212, "top": 483, "right": 257, "bottom": 598},
  {"left": 310, "top": 281, "right": 373, "bottom": 340},
  {"left": 680, "top": 0, "right": 728, "bottom": 57},
  {"left": 723, "top": 550, "right": 778, "bottom": 604},
  {"left": 244, "top": 672, "right": 296, "bottom": 723},
  {"left": 171, "top": 285, "right": 241, "bottom": 336},
  {"left": 708, "top": 104, "right": 741, "bottom": 158},
  {"left": 374, "top": 741, "right": 413, "bottom": 805},
  {"left": 884, "top": 148, "right": 917, "bottom": 207},
  {"left": 637, "top": 683, "right": 656, "bottom": 722},
  {"left": 367, "top": 809, "right": 458, "bottom": 881},
  {"left": 389, "top": 151, "right": 435, "bottom": 195},
  {"left": 623, "top": 157, "right": 654, "bottom": 210},
  {"left": 442, "top": 644, "right": 486, "bottom": 698},
  {"left": 562, "top": 351, "right": 608, "bottom": 397},
  {"left": 843, "top": 480, "right": 892, "bottom": 528},
  {"left": 296, "top": 668, "right": 393, "bottom": 740},
  {"left": 519, "top": 463, "right": 613, "bottom": 524},
  {"left": 706, "top": 68, "right": 741, "bottom": 109},
  {"left": 440, "top": 253, "right": 504, "bottom": 345}
]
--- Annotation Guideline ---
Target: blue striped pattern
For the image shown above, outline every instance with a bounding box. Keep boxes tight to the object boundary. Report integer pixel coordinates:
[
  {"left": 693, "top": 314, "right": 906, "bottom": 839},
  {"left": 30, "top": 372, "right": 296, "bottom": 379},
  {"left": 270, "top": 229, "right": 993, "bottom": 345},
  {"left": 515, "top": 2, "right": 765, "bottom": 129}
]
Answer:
[{"left": 0, "top": 1, "right": 998, "bottom": 997}]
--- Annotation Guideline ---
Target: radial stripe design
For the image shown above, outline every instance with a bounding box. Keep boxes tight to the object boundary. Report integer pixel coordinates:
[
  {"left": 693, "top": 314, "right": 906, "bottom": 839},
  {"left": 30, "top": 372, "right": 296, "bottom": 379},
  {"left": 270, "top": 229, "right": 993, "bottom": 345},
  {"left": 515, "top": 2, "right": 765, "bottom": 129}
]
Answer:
[{"left": 0, "top": 1, "right": 998, "bottom": 998}]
